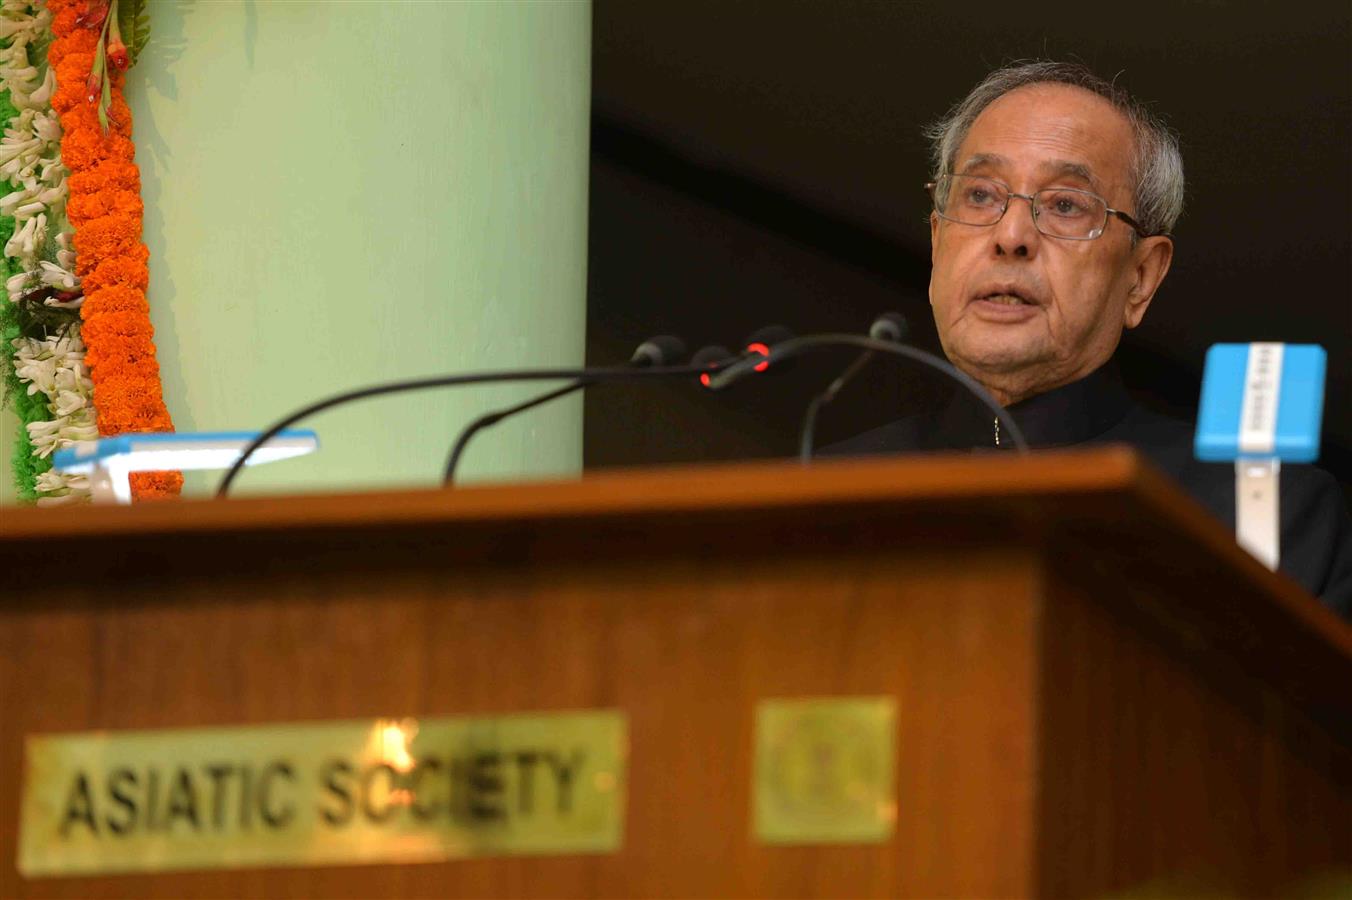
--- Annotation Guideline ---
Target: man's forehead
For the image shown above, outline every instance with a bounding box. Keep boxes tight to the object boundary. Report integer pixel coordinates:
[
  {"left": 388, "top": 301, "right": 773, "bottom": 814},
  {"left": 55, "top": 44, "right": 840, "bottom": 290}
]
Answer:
[{"left": 954, "top": 84, "right": 1133, "bottom": 190}]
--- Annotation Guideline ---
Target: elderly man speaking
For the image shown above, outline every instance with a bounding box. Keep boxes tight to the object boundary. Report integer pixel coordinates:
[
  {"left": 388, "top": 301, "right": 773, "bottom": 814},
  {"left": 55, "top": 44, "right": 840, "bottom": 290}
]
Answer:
[{"left": 829, "top": 61, "right": 1352, "bottom": 617}]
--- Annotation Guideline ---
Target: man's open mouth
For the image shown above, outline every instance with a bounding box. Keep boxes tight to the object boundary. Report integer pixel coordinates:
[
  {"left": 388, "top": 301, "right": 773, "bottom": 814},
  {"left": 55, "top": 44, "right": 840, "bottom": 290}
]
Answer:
[{"left": 977, "top": 290, "right": 1036, "bottom": 306}]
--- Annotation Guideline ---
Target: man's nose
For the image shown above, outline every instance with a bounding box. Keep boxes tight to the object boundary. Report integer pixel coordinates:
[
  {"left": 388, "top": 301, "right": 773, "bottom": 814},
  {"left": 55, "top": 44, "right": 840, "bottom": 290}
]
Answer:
[{"left": 992, "top": 194, "right": 1040, "bottom": 258}]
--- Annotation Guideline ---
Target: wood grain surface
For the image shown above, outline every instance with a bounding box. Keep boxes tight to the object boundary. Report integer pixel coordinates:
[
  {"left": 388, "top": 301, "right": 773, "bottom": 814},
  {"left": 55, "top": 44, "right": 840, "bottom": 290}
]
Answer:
[{"left": 0, "top": 449, "right": 1348, "bottom": 897}]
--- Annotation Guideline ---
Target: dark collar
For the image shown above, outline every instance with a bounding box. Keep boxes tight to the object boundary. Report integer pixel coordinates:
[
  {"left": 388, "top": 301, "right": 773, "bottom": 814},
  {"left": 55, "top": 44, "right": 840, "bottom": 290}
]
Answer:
[{"left": 929, "top": 358, "right": 1134, "bottom": 451}]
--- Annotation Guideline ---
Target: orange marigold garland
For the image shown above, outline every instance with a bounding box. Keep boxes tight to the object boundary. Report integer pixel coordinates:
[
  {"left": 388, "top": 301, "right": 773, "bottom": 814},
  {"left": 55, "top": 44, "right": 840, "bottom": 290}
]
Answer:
[{"left": 49, "top": 0, "right": 179, "bottom": 500}]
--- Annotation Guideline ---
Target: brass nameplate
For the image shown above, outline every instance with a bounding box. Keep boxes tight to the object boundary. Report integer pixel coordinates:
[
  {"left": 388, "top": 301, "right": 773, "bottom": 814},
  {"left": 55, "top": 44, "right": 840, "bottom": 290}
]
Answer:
[
  {"left": 754, "top": 696, "right": 896, "bottom": 845},
  {"left": 19, "top": 710, "right": 626, "bottom": 877}
]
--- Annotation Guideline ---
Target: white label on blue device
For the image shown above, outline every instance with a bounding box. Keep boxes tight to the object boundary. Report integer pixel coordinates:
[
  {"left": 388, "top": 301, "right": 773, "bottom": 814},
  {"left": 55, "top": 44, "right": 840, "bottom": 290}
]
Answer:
[{"left": 1238, "top": 343, "right": 1282, "bottom": 455}]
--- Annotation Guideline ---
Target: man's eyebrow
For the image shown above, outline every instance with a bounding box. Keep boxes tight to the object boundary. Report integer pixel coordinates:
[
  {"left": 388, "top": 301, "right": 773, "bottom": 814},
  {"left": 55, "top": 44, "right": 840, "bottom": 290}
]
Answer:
[
  {"left": 957, "top": 153, "right": 1005, "bottom": 174},
  {"left": 1041, "top": 159, "right": 1101, "bottom": 190},
  {"left": 957, "top": 155, "right": 1105, "bottom": 191}
]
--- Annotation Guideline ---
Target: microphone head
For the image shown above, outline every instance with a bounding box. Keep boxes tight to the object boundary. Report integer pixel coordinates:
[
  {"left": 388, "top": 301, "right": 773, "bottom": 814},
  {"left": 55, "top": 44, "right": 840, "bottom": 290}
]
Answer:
[
  {"left": 630, "top": 334, "right": 688, "bottom": 367},
  {"left": 692, "top": 344, "right": 736, "bottom": 388},
  {"left": 869, "top": 312, "right": 909, "bottom": 343},
  {"left": 742, "top": 325, "right": 795, "bottom": 374}
]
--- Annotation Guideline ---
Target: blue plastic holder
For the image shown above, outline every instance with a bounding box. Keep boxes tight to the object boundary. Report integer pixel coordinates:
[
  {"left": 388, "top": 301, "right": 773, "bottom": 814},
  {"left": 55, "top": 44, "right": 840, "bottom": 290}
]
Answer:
[
  {"left": 1193, "top": 343, "right": 1327, "bottom": 571},
  {"left": 1195, "top": 343, "right": 1326, "bottom": 463}
]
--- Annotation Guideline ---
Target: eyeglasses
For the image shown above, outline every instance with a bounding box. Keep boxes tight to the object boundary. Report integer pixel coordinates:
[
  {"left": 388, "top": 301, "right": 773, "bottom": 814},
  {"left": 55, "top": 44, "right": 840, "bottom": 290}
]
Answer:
[{"left": 926, "top": 173, "right": 1152, "bottom": 241}]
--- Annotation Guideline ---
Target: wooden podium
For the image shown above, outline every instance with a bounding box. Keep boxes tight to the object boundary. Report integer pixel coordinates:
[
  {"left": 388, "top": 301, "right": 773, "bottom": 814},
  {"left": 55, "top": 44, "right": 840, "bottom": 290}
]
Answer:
[{"left": 1, "top": 448, "right": 1349, "bottom": 898}]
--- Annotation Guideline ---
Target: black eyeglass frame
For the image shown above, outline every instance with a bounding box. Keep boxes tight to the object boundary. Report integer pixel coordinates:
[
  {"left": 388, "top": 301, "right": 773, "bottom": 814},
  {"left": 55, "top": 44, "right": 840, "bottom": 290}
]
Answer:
[{"left": 925, "top": 174, "right": 1160, "bottom": 241}]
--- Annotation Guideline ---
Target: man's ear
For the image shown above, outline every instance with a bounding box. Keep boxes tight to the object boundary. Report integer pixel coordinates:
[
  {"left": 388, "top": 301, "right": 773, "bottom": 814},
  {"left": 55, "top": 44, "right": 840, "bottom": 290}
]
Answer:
[
  {"left": 1123, "top": 235, "right": 1173, "bottom": 329},
  {"left": 928, "top": 212, "right": 939, "bottom": 306}
]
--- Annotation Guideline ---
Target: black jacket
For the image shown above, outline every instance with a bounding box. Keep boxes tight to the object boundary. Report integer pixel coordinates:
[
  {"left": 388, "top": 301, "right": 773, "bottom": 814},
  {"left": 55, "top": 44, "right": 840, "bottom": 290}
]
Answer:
[{"left": 824, "top": 359, "right": 1352, "bottom": 619}]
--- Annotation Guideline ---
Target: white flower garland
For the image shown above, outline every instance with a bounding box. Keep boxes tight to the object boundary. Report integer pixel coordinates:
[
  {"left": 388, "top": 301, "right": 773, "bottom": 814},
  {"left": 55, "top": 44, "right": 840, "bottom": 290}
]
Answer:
[{"left": 1, "top": 0, "right": 92, "bottom": 505}]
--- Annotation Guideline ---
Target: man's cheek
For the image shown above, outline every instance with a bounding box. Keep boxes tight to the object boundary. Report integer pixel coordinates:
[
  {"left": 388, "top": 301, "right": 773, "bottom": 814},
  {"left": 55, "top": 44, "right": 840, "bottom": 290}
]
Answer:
[{"left": 930, "top": 268, "right": 956, "bottom": 316}]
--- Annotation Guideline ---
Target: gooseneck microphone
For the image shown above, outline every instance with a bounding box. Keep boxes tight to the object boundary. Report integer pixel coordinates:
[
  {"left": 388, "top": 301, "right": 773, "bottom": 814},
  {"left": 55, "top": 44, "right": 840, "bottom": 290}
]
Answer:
[
  {"left": 866, "top": 312, "right": 909, "bottom": 345},
  {"left": 691, "top": 345, "right": 737, "bottom": 388},
  {"left": 216, "top": 355, "right": 708, "bottom": 498},
  {"left": 706, "top": 332, "right": 1030, "bottom": 453},
  {"left": 798, "top": 313, "right": 909, "bottom": 462},
  {"left": 689, "top": 325, "right": 794, "bottom": 388},
  {"left": 630, "top": 335, "right": 688, "bottom": 369},
  {"left": 742, "top": 325, "right": 795, "bottom": 373},
  {"left": 442, "top": 335, "right": 687, "bottom": 485}
]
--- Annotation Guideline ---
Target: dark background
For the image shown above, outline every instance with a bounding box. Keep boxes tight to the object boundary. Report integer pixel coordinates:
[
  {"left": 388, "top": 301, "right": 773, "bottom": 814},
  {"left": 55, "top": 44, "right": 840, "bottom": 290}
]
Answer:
[{"left": 582, "top": 0, "right": 1352, "bottom": 494}]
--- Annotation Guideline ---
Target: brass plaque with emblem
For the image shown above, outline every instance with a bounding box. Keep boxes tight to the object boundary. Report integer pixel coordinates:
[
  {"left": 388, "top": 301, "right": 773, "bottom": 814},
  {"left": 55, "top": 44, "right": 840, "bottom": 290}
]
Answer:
[
  {"left": 753, "top": 696, "right": 897, "bottom": 844},
  {"left": 19, "top": 710, "right": 626, "bottom": 877}
]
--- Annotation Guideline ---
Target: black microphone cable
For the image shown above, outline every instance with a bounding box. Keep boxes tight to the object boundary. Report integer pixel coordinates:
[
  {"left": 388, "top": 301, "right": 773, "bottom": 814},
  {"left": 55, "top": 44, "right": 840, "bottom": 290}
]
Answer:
[
  {"left": 442, "top": 381, "right": 586, "bottom": 487},
  {"left": 706, "top": 333, "right": 1030, "bottom": 453},
  {"left": 442, "top": 335, "right": 686, "bottom": 486},
  {"left": 216, "top": 358, "right": 709, "bottom": 498},
  {"left": 412, "top": 328, "right": 778, "bottom": 491},
  {"left": 798, "top": 312, "right": 908, "bottom": 462}
]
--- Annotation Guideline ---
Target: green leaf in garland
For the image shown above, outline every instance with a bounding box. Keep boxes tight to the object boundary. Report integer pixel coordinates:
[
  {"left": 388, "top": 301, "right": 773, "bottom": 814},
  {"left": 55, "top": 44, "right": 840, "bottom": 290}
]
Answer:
[
  {"left": 87, "top": 23, "right": 105, "bottom": 104},
  {"left": 133, "top": 13, "right": 151, "bottom": 63},
  {"left": 0, "top": 85, "right": 51, "bottom": 502},
  {"left": 117, "top": 0, "right": 150, "bottom": 68},
  {"left": 97, "top": 80, "right": 109, "bottom": 132},
  {"left": 14, "top": 292, "right": 83, "bottom": 341},
  {"left": 89, "top": 2, "right": 114, "bottom": 131}
]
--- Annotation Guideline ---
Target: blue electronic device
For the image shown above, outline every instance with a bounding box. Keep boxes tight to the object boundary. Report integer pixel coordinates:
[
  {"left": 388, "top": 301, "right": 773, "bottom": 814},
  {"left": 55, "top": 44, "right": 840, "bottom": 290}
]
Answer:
[{"left": 1194, "top": 343, "right": 1326, "bottom": 464}]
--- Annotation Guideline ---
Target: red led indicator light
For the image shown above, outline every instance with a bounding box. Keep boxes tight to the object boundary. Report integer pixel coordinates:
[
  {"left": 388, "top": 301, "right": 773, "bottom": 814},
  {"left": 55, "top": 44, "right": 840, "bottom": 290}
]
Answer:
[
  {"left": 699, "top": 372, "right": 712, "bottom": 387},
  {"left": 746, "top": 342, "right": 771, "bottom": 373}
]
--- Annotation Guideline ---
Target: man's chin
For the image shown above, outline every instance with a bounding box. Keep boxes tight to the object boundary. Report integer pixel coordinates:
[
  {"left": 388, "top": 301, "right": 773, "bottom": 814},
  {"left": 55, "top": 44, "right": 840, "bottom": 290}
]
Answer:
[{"left": 947, "top": 340, "right": 1049, "bottom": 376}]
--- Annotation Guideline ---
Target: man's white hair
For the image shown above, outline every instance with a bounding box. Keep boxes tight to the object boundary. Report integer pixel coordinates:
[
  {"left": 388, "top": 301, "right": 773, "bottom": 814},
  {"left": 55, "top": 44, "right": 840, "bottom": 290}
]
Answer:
[{"left": 925, "top": 60, "right": 1185, "bottom": 237}]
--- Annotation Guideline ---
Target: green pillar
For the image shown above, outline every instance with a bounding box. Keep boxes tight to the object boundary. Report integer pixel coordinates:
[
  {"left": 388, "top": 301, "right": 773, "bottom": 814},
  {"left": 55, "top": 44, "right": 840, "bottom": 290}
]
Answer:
[{"left": 1, "top": 0, "right": 591, "bottom": 502}]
